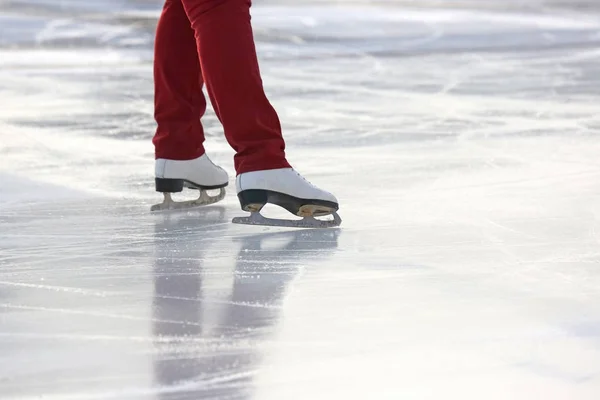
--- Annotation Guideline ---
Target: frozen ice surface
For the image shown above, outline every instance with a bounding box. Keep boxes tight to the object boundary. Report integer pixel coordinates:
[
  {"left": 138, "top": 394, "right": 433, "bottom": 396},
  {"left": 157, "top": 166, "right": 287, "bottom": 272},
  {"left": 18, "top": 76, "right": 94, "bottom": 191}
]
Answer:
[{"left": 1, "top": 0, "right": 600, "bottom": 399}]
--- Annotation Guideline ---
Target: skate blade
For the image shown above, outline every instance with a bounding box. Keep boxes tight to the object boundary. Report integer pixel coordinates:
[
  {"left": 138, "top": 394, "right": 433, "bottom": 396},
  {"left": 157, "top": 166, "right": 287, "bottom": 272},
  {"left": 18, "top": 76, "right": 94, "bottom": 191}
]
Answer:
[
  {"left": 232, "top": 211, "right": 341, "bottom": 229},
  {"left": 150, "top": 188, "right": 226, "bottom": 212}
]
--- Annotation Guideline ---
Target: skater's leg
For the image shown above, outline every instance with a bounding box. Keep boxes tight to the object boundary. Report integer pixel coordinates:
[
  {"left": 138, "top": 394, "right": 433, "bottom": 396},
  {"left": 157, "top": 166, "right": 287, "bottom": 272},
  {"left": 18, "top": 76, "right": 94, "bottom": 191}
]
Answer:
[
  {"left": 151, "top": 0, "right": 228, "bottom": 211},
  {"left": 153, "top": 0, "right": 206, "bottom": 160},
  {"left": 174, "top": 0, "right": 339, "bottom": 224},
  {"left": 181, "top": 0, "right": 291, "bottom": 174}
]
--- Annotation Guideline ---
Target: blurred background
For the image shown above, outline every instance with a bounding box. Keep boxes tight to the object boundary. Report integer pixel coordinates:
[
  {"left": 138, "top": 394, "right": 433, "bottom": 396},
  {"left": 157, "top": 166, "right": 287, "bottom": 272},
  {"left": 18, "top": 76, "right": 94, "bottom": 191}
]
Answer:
[{"left": 1, "top": 0, "right": 599, "bottom": 201}]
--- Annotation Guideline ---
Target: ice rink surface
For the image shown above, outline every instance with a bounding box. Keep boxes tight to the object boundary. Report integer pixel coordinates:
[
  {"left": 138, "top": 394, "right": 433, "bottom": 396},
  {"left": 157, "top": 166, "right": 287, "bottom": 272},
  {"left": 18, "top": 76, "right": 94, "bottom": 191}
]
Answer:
[{"left": 1, "top": 0, "right": 600, "bottom": 398}]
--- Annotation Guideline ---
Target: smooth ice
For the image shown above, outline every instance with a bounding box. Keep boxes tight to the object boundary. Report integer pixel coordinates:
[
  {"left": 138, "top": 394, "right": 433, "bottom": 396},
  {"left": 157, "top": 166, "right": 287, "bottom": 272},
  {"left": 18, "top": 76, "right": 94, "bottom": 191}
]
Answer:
[{"left": 1, "top": 0, "right": 600, "bottom": 399}]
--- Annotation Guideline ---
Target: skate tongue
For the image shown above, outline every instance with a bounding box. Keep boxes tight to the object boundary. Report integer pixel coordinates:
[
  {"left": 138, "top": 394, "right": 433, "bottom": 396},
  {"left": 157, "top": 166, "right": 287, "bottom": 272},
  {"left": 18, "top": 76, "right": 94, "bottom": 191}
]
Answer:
[{"left": 232, "top": 212, "right": 341, "bottom": 229}]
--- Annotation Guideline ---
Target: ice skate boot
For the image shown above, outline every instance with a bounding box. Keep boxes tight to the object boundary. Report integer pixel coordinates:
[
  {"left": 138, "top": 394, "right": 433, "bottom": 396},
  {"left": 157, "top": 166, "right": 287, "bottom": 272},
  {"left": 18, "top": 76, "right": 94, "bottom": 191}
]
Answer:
[
  {"left": 151, "top": 154, "right": 228, "bottom": 211},
  {"left": 232, "top": 168, "right": 341, "bottom": 228}
]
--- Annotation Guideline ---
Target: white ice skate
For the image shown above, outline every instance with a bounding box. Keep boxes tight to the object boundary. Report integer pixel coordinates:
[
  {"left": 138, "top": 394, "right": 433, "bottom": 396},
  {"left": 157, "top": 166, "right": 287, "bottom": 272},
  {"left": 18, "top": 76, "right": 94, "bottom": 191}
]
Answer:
[
  {"left": 151, "top": 154, "right": 228, "bottom": 211},
  {"left": 232, "top": 168, "right": 341, "bottom": 228}
]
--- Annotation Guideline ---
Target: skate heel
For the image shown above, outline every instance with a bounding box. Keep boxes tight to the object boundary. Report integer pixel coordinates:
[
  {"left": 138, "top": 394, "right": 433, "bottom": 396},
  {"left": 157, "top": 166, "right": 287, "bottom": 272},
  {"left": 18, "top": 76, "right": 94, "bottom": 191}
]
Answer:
[
  {"left": 155, "top": 178, "right": 184, "bottom": 193},
  {"left": 298, "top": 204, "right": 337, "bottom": 217},
  {"left": 237, "top": 189, "right": 268, "bottom": 212}
]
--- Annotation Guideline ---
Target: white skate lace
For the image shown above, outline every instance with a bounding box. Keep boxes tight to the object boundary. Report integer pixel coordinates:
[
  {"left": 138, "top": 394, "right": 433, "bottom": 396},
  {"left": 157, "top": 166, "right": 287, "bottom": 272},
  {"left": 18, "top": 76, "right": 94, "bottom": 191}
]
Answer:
[{"left": 294, "top": 170, "right": 317, "bottom": 188}]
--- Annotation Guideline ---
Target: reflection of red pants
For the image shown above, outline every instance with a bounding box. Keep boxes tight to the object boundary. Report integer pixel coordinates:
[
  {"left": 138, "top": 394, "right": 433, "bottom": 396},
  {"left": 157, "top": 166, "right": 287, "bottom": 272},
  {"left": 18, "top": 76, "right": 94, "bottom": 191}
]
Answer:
[{"left": 152, "top": 0, "right": 291, "bottom": 174}]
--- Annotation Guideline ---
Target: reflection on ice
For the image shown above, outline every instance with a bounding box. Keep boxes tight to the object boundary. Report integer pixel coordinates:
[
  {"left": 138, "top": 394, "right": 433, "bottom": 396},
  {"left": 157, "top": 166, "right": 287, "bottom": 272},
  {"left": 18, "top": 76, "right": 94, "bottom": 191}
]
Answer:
[{"left": 152, "top": 210, "right": 339, "bottom": 399}]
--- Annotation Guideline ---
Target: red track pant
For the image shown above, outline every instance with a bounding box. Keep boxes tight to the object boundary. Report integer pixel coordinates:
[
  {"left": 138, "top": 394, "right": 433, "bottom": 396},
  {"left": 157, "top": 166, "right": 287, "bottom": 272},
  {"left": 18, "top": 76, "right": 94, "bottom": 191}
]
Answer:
[{"left": 152, "top": 0, "right": 291, "bottom": 174}]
